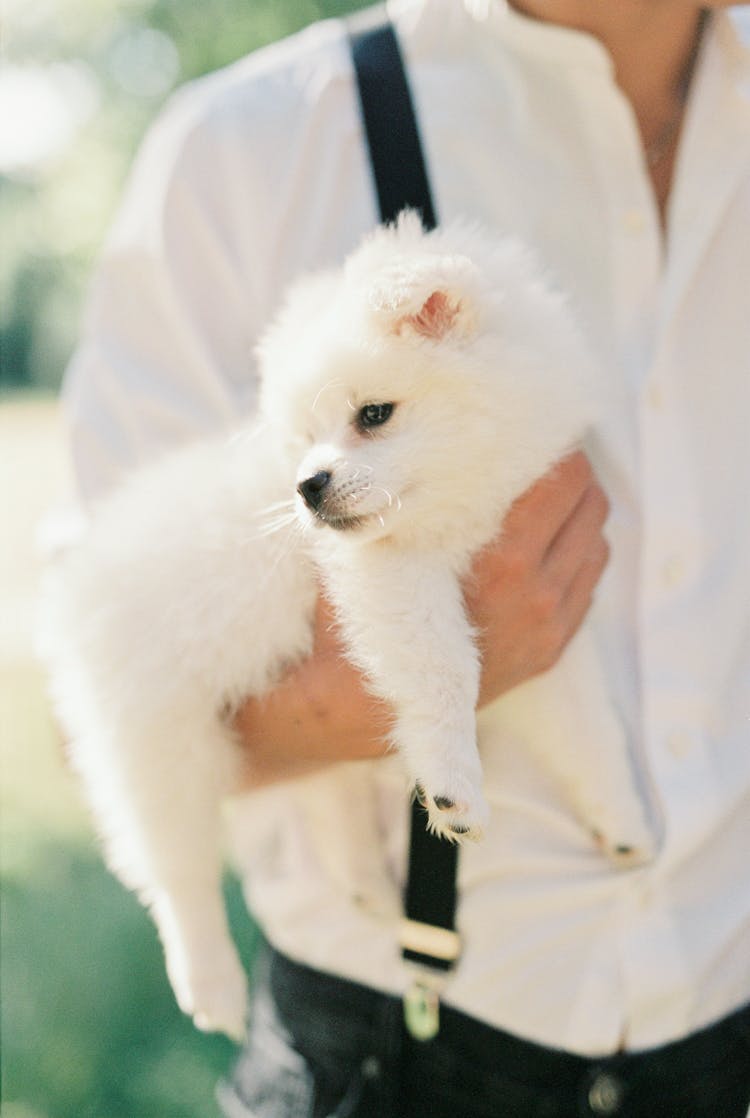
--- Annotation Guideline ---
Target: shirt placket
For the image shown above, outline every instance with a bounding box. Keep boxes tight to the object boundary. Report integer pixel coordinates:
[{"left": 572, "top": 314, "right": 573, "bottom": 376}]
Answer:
[
  {"left": 570, "top": 71, "right": 697, "bottom": 1048},
  {"left": 622, "top": 23, "right": 750, "bottom": 1045}
]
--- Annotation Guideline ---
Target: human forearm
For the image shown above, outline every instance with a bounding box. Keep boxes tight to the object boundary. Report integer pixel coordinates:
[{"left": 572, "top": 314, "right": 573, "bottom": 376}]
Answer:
[{"left": 233, "top": 599, "right": 391, "bottom": 788}]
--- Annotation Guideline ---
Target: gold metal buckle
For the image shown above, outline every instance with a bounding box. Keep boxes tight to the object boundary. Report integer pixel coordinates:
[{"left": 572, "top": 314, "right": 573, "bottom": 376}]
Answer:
[
  {"left": 399, "top": 918, "right": 461, "bottom": 964},
  {"left": 399, "top": 918, "right": 461, "bottom": 1041},
  {"left": 403, "top": 979, "right": 441, "bottom": 1041}
]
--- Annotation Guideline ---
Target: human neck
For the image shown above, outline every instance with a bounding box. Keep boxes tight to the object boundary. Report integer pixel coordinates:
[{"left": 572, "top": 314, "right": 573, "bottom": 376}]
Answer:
[
  {"left": 508, "top": 3, "right": 706, "bottom": 118},
  {"left": 507, "top": 2, "right": 708, "bottom": 212}
]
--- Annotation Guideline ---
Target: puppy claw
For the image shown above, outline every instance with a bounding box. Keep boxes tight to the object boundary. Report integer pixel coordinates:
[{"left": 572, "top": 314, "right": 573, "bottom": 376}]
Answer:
[
  {"left": 415, "top": 780, "right": 489, "bottom": 844},
  {"left": 428, "top": 815, "right": 484, "bottom": 843},
  {"left": 592, "top": 830, "right": 655, "bottom": 868},
  {"left": 434, "top": 795, "right": 458, "bottom": 812}
]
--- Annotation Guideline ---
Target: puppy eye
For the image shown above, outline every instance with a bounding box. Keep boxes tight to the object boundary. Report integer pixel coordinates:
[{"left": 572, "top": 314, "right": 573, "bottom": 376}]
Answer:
[{"left": 357, "top": 402, "right": 394, "bottom": 430}]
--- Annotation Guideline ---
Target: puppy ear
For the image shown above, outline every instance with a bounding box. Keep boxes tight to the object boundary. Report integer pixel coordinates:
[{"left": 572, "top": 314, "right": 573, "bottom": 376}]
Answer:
[
  {"left": 392, "top": 288, "right": 471, "bottom": 341},
  {"left": 368, "top": 257, "right": 479, "bottom": 343}
]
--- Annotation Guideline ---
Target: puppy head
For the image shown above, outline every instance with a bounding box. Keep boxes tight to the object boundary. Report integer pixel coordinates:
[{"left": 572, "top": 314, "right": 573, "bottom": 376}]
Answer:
[
  {"left": 257, "top": 225, "right": 491, "bottom": 548},
  {"left": 257, "top": 213, "right": 591, "bottom": 552}
]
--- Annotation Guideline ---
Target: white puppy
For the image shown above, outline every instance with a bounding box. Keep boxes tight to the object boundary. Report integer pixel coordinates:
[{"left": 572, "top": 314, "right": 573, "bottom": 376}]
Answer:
[{"left": 41, "top": 213, "right": 653, "bottom": 1039}]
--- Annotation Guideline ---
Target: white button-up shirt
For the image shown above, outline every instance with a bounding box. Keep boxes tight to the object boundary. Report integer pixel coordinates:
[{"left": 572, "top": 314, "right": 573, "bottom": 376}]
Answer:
[{"left": 63, "top": 0, "right": 750, "bottom": 1055}]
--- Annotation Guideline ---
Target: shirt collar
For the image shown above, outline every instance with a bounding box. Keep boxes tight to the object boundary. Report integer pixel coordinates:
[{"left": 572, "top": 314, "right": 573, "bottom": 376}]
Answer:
[
  {"left": 462, "top": 0, "right": 613, "bottom": 74},
  {"left": 722, "top": 7, "right": 750, "bottom": 95},
  {"left": 461, "top": 2, "right": 750, "bottom": 92}
]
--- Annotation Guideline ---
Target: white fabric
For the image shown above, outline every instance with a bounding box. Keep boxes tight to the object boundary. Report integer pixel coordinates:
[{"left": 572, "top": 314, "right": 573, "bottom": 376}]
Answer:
[{"left": 63, "top": 0, "right": 750, "bottom": 1055}]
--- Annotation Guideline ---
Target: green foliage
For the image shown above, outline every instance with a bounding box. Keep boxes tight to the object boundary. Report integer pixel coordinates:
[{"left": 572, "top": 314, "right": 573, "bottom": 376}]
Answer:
[
  {"left": 1, "top": 0, "right": 371, "bottom": 390},
  {"left": 2, "top": 832, "right": 259, "bottom": 1118}
]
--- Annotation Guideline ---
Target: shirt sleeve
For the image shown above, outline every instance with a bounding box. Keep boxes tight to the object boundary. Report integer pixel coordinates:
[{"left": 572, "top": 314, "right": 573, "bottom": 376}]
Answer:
[
  {"left": 62, "top": 78, "right": 281, "bottom": 502},
  {"left": 39, "top": 19, "right": 370, "bottom": 563},
  {"left": 62, "top": 20, "right": 375, "bottom": 502},
  {"left": 62, "top": 92, "right": 255, "bottom": 500}
]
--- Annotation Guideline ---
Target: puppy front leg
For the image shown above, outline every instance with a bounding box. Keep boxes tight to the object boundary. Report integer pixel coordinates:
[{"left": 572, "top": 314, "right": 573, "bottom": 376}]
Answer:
[
  {"left": 329, "top": 554, "right": 489, "bottom": 841},
  {"left": 498, "top": 626, "right": 655, "bottom": 864}
]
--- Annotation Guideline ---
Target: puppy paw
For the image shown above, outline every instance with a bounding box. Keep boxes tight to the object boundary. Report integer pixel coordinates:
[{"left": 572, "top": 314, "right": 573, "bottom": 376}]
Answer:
[
  {"left": 415, "top": 777, "right": 490, "bottom": 842},
  {"left": 169, "top": 946, "right": 248, "bottom": 1041},
  {"left": 589, "top": 802, "right": 657, "bottom": 868}
]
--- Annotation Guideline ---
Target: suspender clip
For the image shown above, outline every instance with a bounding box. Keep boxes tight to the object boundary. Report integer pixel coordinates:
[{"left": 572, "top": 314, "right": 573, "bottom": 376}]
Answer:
[
  {"left": 400, "top": 919, "right": 461, "bottom": 1041},
  {"left": 403, "top": 976, "right": 441, "bottom": 1041}
]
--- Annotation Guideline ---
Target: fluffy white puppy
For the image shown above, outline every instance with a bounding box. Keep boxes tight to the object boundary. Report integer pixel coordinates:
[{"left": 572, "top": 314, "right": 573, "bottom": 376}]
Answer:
[{"left": 41, "top": 213, "right": 653, "bottom": 1039}]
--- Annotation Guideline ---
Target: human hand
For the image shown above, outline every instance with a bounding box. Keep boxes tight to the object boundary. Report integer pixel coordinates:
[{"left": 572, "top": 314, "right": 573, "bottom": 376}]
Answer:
[
  {"left": 466, "top": 450, "right": 610, "bottom": 706},
  {"left": 235, "top": 451, "right": 609, "bottom": 786}
]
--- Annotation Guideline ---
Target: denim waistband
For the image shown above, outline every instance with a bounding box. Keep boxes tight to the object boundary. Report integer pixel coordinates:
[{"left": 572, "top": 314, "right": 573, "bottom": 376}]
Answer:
[
  {"left": 271, "top": 947, "right": 749, "bottom": 1069},
  {"left": 268, "top": 949, "right": 750, "bottom": 1114},
  {"left": 221, "top": 947, "right": 750, "bottom": 1118}
]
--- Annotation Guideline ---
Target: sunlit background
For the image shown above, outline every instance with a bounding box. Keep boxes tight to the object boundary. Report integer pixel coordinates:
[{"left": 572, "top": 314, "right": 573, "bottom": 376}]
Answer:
[{"left": 1, "top": 3, "right": 367, "bottom": 1115}]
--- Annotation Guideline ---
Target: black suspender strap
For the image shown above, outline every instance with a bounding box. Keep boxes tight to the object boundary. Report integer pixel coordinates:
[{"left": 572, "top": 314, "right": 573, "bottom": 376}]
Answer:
[
  {"left": 349, "top": 17, "right": 460, "bottom": 1041},
  {"left": 349, "top": 18, "right": 437, "bottom": 231}
]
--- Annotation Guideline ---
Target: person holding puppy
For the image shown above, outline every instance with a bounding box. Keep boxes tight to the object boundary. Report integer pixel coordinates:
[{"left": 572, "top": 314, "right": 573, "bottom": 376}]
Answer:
[{"left": 63, "top": 1, "right": 750, "bottom": 1115}]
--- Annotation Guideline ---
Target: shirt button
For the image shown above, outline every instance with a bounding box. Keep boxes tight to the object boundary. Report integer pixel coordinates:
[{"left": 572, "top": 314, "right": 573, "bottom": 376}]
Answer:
[
  {"left": 623, "top": 208, "right": 646, "bottom": 233},
  {"left": 360, "top": 1055, "right": 381, "bottom": 1079},
  {"left": 635, "top": 877, "right": 654, "bottom": 909},
  {"left": 661, "top": 554, "right": 685, "bottom": 587},
  {"left": 667, "top": 731, "right": 692, "bottom": 758},
  {"left": 646, "top": 382, "right": 663, "bottom": 409},
  {"left": 587, "top": 1070, "right": 624, "bottom": 1114}
]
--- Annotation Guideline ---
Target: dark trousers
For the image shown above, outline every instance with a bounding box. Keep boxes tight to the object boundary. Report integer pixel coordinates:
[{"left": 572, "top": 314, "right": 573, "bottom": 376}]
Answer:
[{"left": 219, "top": 947, "right": 750, "bottom": 1118}]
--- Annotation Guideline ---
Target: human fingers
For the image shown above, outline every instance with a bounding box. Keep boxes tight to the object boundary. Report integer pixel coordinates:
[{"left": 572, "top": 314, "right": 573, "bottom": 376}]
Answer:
[
  {"left": 499, "top": 449, "right": 598, "bottom": 563},
  {"left": 541, "top": 469, "right": 610, "bottom": 587},
  {"left": 468, "top": 450, "right": 597, "bottom": 602},
  {"left": 467, "top": 453, "right": 608, "bottom": 700},
  {"left": 516, "top": 476, "right": 610, "bottom": 671},
  {"left": 556, "top": 535, "right": 610, "bottom": 645}
]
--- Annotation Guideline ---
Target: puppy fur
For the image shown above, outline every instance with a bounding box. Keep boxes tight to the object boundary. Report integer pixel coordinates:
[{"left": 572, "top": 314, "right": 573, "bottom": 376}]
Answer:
[{"left": 40, "top": 213, "right": 653, "bottom": 1038}]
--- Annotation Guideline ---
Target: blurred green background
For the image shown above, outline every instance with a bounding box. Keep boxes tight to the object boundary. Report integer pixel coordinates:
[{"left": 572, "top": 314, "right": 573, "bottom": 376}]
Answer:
[{"left": 1, "top": 2, "right": 368, "bottom": 1115}]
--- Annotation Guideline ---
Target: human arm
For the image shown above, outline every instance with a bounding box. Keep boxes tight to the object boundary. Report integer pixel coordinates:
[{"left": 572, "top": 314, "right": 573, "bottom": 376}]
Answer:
[
  {"left": 63, "top": 74, "right": 608, "bottom": 791},
  {"left": 234, "top": 449, "right": 610, "bottom": 788}
]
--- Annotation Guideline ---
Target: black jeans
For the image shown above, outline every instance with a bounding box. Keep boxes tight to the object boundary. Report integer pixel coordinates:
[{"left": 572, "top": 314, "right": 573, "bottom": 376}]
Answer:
[{"left": 218, "top": 948, "right": 750, "bottom": 1118}]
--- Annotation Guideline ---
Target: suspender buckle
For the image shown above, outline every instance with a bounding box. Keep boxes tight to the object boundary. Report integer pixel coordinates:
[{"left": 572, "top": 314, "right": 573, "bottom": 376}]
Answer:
[
  {"left": 403, "top": 976, "right": 441, "bottom": 1041},
  {"left": 399, "top": 919, "right": 461, "bottom": 1041},
  {"left": 399, "top": 917, "right": 462, "bottom": 965}
]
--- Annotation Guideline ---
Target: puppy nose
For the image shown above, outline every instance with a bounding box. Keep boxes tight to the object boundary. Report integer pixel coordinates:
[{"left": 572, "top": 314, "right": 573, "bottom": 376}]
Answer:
[{"left": 297, "top": 470, "right": 331, "bottom": 511}]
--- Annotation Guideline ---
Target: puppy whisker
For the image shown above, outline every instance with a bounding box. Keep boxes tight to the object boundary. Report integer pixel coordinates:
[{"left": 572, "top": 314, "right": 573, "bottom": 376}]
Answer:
[
  {"left": 227, "top": 420, "right": 270, "bottom": 447},
  {"left": 311, "top": 378, "right": 345, "bottom": 413},
  {"left": 252, "top": 511, "right": 299, "bottom": 538},
  {"left": 256, "top": 503, "right": 297, "bottom": 521},
  {"left": 256, "top": 523, "right": 306, "bottom": 590},
  {"left": 370, "top": 485, "right": 398, "bottom": 510},
  {"left": 252, "top": 499, "right": 296, "bottom": 517}
]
